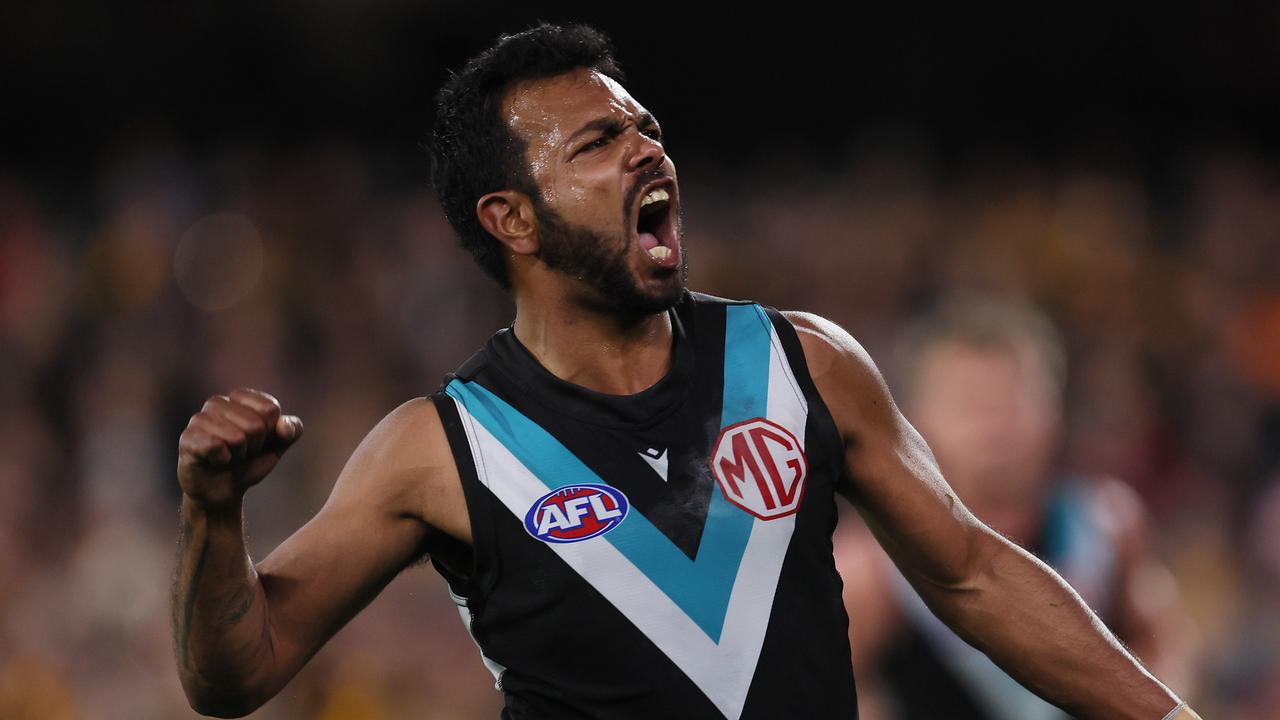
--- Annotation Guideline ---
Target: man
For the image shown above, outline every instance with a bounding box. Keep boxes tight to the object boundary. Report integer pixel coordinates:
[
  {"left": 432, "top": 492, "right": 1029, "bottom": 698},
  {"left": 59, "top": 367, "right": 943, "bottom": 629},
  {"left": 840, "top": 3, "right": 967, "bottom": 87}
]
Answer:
[
  {"left": 835, "top": 297, "right": 1197, "bottom": 719},
  {"left": 171, "top": 22, "right": 1200, "bottom": 719}
]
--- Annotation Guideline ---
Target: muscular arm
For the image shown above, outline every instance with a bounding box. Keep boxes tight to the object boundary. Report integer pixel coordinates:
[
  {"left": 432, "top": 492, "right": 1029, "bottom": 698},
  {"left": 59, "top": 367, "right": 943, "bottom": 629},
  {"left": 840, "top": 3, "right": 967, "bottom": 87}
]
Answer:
[
  {"left": 172, "top": 390, "right": 465, "bottom": 717},
  {"left": 785, "top": 311, "right": 1187, "bottom": 720}
]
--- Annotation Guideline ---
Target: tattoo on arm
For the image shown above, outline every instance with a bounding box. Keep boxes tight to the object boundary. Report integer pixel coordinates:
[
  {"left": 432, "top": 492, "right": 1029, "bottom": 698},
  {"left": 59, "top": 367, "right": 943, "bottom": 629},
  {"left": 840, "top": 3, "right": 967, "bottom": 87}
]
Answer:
[
  {"left": 172, "top": 513, "right": 209, "bottom": 677},
  {"left": 216, "top": 584, "right": 255, "bottom": 627}
]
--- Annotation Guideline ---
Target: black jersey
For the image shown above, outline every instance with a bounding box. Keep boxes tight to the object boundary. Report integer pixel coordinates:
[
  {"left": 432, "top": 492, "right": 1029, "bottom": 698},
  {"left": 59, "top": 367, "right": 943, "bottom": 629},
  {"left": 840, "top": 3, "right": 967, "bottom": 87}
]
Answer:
[{"left": 429, "top": 290, "right": 858, "bottom": 719}]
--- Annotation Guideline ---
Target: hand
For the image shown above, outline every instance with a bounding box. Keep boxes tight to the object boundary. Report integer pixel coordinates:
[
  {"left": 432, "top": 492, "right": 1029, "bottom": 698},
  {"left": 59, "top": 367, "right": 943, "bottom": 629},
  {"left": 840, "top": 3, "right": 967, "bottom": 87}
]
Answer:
[{"left": 178, "top": 388, "right": 303, "bottom": 512}]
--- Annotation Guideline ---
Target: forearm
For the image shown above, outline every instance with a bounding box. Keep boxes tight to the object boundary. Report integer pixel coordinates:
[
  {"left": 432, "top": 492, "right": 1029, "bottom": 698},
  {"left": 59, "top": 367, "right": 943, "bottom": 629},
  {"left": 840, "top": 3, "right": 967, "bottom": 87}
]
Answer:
[
  {"left": 171, "top": 496, "right": 276, "bottom": 716},
  {"left": 916, "top": 529, "right": 1181, "bottom": 720}
]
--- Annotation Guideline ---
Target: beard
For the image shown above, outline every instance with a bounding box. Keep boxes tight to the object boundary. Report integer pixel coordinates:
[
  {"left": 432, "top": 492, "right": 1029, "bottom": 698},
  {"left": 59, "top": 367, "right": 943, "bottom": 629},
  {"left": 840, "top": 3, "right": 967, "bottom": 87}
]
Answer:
[{"left": 534, "top": 198, "right": 686, "bottom": 318}]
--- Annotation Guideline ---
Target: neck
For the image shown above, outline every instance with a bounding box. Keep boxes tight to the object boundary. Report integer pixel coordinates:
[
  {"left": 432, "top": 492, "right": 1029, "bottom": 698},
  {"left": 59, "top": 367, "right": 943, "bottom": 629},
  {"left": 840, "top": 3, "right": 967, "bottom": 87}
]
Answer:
[{"left": 511, "top": 287, "right": 676, "bottom": 396}]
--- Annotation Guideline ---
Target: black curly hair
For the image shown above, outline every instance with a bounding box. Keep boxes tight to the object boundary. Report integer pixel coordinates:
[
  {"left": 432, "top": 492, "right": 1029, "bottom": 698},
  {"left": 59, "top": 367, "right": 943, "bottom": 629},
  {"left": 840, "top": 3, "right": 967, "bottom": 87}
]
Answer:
[{"left": 428, "top": 22, "right": 626, "bottom": 289}]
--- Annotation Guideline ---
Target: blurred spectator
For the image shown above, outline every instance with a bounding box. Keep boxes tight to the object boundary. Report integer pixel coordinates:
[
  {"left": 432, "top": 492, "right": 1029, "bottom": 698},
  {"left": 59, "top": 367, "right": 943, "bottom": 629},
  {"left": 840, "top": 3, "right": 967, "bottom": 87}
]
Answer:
[{"left": 835, "top": 295, "right": 1199, "bottom": 720}]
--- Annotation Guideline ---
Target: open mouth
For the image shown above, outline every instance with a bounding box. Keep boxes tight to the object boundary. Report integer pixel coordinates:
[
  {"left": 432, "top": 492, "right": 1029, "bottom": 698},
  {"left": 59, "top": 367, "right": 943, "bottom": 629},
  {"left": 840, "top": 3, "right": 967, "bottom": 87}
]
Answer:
[{"left": 634, "top": 181, "right": 677, "bottom": 266}]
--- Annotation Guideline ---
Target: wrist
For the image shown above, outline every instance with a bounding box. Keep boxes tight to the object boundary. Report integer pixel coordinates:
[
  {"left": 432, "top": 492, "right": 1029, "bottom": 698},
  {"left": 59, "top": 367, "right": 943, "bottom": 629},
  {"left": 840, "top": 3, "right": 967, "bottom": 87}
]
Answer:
[
  {"left": 1161, "top": 701, "right": 1202, "bottom": 720},
  {"left": 181, "top": 492, "right": 244, "bottom": 525}
]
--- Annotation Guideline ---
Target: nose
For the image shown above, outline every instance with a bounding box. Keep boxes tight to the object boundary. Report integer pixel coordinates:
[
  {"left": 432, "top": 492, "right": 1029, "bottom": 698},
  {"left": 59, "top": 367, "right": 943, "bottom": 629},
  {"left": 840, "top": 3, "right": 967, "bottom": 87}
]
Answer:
[{"left": 625, "top": 129, "right": 665, "bottom": 173}]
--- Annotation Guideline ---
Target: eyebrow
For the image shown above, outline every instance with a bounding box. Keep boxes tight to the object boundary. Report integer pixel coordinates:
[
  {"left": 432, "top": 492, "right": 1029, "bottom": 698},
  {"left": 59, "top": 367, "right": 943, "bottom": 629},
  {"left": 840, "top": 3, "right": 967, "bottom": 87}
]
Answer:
[{"left": 565, "top": 111, "right": 661, "bottom": 147}]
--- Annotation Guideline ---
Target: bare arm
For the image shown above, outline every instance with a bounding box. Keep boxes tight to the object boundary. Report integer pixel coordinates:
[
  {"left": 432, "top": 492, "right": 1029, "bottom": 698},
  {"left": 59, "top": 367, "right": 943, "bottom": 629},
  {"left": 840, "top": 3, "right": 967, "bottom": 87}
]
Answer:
[
  {"left": 785, "top": 311, "right": 1192, "bottom": 720},
  {"left": 172, "top": 388, "right": 464, "bottom": 717}
]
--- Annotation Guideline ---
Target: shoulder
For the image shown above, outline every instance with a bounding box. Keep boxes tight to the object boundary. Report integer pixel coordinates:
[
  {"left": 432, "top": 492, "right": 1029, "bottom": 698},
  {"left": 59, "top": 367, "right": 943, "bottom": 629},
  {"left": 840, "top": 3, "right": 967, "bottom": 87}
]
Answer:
[
  {"left": 354, "top": 397, "right": 449, "bottom": 471},
  {"left": 782, "top": 310, "right": 868, "bottom": 360},
  {"left": 780, "top": 310, "right": 892, "bottom": 406},
  {"left": 772, "top": 311, "right": 916, "bottom": 482},
  {"left": 328, "top": 397, "right": 464, "bottom": 538}
]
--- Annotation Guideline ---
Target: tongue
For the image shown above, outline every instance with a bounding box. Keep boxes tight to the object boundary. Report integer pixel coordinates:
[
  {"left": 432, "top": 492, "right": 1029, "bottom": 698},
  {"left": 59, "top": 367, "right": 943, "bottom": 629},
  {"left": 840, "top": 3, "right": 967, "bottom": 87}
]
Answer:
[{"left": 638, "top": 231, "right": 660, "bottom": 251}]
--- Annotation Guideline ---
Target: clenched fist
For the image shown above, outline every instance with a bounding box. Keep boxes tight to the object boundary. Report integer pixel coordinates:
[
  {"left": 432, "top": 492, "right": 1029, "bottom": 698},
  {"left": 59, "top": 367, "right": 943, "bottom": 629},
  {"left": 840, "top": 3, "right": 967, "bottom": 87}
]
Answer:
[{"left": 178, "top": 388, "right": 303, "bottom": 512}]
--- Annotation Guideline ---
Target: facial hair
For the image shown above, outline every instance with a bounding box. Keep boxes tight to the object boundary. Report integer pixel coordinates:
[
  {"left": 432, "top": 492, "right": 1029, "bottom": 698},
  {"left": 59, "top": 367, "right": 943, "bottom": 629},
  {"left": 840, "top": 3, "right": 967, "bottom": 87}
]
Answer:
[{"left": 534, "top": 194, "right": 686, "bottom": 318}]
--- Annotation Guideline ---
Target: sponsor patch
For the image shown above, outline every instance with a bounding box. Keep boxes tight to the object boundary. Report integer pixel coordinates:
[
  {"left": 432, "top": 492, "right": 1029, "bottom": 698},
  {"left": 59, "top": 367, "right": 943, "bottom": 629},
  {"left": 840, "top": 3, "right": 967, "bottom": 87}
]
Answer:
[
  {"left": 711, "top": 417, "right": 808, "bottom": 520},
  {"left": 524, "top": 484, "right": 630, "bottom": 543}
]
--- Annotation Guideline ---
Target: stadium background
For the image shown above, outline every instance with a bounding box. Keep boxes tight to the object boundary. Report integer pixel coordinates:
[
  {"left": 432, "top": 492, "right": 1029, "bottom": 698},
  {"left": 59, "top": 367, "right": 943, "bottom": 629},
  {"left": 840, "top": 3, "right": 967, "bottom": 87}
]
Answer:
[{"left": 3, "top": 3, "right": 1280, "bottom": 717}]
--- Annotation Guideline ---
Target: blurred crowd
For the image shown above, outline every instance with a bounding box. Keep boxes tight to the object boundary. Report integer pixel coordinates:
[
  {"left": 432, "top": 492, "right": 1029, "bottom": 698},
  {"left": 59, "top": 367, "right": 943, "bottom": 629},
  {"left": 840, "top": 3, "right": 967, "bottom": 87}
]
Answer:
[{"left": 1, "top": 134, "right": 1278, "bottom": 718}]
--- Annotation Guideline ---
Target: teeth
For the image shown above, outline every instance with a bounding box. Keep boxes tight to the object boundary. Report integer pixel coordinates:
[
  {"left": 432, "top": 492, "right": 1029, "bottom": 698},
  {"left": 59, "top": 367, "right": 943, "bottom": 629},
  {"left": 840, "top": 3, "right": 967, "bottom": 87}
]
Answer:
[
  {"left": 640, "top": 187, "right": 670, "bottom": 207},
  {"left": 648, "top": 246, "right": 672, "bottom": 261}
]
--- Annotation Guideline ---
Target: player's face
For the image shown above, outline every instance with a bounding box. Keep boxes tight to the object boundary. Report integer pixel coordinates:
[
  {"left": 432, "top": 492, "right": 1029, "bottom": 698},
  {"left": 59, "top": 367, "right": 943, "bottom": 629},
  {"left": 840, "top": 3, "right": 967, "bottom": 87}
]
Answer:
[{"left": 503, "top": 67, "right": 685, "bottom": 315}]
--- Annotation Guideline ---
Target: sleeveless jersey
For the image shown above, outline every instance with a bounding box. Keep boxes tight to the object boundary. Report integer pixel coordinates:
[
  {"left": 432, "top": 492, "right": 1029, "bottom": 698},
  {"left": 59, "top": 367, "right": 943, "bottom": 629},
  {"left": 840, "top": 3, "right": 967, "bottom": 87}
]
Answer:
[{"left": 429, "top": 290, "right": 859, "bottom": 719}]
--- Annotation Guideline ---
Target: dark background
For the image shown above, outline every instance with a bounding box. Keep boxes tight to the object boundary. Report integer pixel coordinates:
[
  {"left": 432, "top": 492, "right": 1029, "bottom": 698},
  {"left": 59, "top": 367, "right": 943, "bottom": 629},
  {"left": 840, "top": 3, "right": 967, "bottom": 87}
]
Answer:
[
  {"left": 3, "top": 4, "right": 1280, "bottom": 718},
  {"left": 7, "top": 3, "right": 1280, "bottom": 174}
]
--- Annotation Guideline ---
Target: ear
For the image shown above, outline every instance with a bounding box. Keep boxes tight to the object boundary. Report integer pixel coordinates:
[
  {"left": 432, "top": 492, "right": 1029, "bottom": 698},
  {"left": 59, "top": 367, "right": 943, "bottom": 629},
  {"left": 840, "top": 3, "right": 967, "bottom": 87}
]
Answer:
[{"left": 476, "top": 190, "right": 540, "bottom": 256}]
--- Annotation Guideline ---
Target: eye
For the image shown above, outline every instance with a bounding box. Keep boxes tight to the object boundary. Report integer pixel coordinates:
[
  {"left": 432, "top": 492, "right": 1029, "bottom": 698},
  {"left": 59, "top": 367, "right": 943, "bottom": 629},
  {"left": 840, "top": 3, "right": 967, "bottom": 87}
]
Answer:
[{"left": 642, "top": 127, "right": 663, "bottom": 142}]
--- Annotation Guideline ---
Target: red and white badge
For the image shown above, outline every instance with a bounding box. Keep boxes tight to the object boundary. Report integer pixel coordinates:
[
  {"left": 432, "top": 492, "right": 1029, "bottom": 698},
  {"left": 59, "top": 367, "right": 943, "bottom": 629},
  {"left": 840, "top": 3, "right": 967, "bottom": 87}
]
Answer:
[{"left": 711, "top": 418, "right": 807, "bottom": 520}]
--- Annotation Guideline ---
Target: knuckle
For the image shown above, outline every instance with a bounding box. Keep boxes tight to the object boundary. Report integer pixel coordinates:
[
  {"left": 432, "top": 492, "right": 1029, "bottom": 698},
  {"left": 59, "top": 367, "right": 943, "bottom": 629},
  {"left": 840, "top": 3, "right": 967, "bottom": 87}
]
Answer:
[
  {"left": 232, "top": 388, "right": 281, "bottom": 416},
  {"left": 202, "top": 395, "right": 230, "bottom": 410},
  {"left": 246, "top": 416, "right": 268, "bottom": 437},
  {"left": 189, "top": 442, "right": 215, "bottom": 461},
  {"left": 244, "top": 388, "right": 281, "bottom": 409},
  {"left": 230, "top": 403, "right": 267, "bottom": 428}
]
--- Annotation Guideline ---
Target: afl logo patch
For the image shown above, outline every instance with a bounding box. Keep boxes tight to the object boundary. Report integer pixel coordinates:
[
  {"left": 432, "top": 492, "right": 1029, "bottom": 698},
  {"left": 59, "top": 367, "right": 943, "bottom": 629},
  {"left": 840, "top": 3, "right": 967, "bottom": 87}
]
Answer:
[{"left": 524, "top": 484, "right": 630, "bottom": 544}]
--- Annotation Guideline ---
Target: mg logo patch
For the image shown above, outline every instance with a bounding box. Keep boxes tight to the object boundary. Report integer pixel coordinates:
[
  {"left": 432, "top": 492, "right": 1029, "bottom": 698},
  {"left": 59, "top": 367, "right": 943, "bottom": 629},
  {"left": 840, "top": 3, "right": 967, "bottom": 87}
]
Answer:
[
  {"left": 524, "top": 484, "right": 630, "bottom": 543},
  {"left": 711, "top": 418, "right": 808, "bottom": 520}
]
